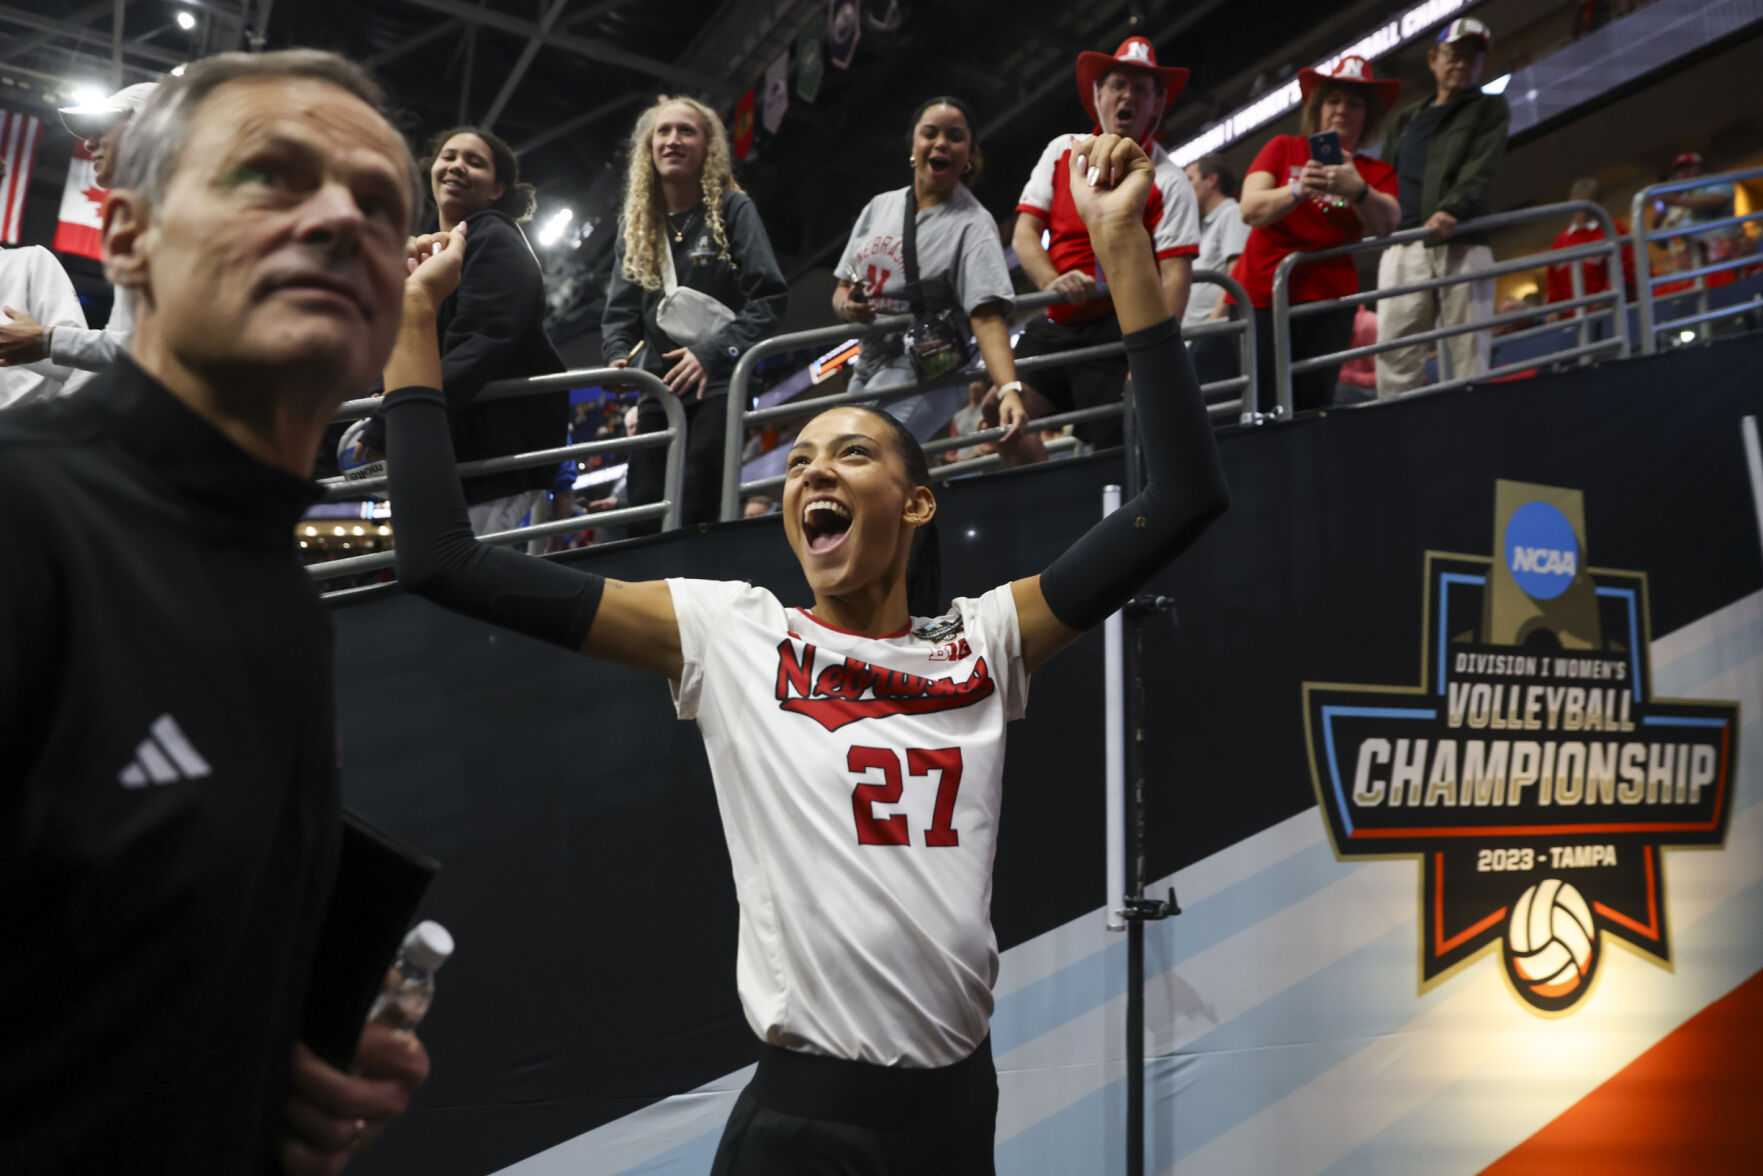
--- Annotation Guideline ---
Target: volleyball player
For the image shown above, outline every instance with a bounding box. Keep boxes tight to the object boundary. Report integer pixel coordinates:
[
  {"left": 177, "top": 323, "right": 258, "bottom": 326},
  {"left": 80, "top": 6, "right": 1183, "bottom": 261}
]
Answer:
[{"left": 384, "top": 131, "right": 1227, "bottom": 1173}]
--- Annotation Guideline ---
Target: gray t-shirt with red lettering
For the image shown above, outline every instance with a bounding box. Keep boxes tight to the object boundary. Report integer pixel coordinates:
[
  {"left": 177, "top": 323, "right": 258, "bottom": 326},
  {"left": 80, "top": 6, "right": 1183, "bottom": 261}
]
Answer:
[{"left": 834, "top": 185, "right": 1014, "bottom": 382}]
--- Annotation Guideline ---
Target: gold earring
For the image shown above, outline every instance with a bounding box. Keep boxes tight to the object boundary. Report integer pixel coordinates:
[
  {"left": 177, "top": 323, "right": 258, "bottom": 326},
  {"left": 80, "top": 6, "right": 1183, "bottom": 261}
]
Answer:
[{"left": 908, "top": 155, "right": 917, "bottom": 167}]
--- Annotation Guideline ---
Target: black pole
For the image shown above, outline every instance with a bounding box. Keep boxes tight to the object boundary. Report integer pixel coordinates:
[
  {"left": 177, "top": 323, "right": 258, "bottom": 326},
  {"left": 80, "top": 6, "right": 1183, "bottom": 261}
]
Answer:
[
  {"left": 1118, "top": 381, "right": 1179, "bottom": 1176},
  {"left": 1121, "top": 386, "right": 1146, "bottom": 1176}
]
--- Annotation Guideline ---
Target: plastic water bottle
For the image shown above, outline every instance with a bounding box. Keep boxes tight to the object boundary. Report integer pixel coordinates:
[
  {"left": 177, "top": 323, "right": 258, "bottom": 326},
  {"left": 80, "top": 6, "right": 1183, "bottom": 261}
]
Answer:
[{"left": 369, "top": 920, "right": 454, "bottom": 1033}]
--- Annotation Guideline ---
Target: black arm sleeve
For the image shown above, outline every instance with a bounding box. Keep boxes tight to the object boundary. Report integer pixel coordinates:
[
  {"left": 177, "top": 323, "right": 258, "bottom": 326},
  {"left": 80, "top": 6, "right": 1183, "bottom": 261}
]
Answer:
[
  {"left": 382, "top": 384, "right": 603, "bottom": 649},
  {"left": 1037, "top": 317, "right": 1230, "bottom": 631}
]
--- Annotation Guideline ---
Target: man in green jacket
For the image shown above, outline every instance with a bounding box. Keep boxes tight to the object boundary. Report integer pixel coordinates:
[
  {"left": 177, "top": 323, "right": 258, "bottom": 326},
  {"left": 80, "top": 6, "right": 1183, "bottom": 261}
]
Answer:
[{"left": 1375, "top": 17, "right": 1509, "bottom": 396}]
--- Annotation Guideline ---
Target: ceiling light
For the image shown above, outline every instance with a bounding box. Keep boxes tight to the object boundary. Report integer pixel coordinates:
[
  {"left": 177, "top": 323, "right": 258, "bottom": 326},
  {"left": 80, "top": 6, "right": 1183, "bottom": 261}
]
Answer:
[
  {"left": 536, "top": 206, "right": 574, "bottom": 247},
  {"left": 176, "top": 10, "right": 197, "bottom": 30},
  {"left": 70, "top": 85, "right": 108, "bottom": 109},
  {"left": 1481, "top": 74, "right": 1509, "bottom": 95},
  {"left": 170, "top": 63, "right": 187, "bottom": 77},
  {"left": 1678, "top": 330, "right": 1697, "bottom": 343}
]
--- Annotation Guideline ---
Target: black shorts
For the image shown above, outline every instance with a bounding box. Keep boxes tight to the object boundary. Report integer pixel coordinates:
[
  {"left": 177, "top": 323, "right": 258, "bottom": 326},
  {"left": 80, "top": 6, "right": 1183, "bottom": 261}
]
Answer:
[
  {"left": 1014, "top": 313, "right": 1127, "bottom": 448},
  {"left": 709, "top": 1037, "right": 998, "bottom": 1176}
]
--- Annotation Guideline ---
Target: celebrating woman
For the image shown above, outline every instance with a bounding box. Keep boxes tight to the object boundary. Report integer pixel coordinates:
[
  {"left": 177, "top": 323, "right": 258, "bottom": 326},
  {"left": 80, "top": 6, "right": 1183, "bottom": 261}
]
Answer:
[
  {"left": 384, "top": 133, "right": 1226, "bottom": 1175},
  {"left": 832, "top": 96, "right": 1041, "bottom": 463},
  {"left": 351, "top": 125, "right": 565, "bottom": 536},
  {"left": 602, "top": 95, "right": 788, "bottom": 531},
  {"left": 1231, "top": 56, "right": 1401, "bottom": 412}
]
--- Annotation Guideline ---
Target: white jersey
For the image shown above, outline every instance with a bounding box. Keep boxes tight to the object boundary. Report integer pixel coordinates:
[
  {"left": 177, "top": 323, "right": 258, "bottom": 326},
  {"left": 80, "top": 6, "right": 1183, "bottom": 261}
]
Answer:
[{"left": 667, "top": 578, "right": 1030, "bottom": 1067}]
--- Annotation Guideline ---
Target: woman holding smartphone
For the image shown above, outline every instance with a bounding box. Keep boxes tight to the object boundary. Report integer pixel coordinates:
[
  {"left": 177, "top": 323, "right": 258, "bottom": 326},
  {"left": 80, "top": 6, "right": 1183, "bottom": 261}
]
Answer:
[{"left": 1231, "top": 56, "right": 1401, "bottom": 412}]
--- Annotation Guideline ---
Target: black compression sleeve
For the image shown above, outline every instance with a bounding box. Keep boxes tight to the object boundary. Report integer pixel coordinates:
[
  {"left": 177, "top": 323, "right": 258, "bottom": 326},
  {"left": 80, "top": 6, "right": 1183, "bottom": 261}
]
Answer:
[
  {"left": 1038, "top": 317, "right": 1229, "bottom": 631},
  {"left": 382, "top": 385, "right": 603, "bottom": 649}
]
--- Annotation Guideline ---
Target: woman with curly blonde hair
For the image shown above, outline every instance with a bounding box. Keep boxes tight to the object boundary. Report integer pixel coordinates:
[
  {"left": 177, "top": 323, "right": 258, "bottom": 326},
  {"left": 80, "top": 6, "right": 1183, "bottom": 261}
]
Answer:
[{"left": 602, "top": 95, "right": 787, "bottom": 530}]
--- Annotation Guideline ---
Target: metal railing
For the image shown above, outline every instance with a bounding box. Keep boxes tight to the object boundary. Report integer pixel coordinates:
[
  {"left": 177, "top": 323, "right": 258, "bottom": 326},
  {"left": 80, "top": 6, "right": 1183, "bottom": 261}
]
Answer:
[
  {"left": 305, "top": 367, "right": 687, "bottom": 583},
  {"left": 717, "top": 272, "right": 1258, "bottom": 520},
  {"left": 1630, "top": 165, "right": 1763, "bottom": 354},
  {"left": 1270, "top": 200, "right": 1632, "bottom": 414}
]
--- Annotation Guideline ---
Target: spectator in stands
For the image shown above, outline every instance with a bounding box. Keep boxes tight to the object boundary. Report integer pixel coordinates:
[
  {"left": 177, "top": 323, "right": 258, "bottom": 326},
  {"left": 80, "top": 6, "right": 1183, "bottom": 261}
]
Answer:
[
  {"left": 741, "top": 495, "right": 776, "bottom": 518},
  {"left": 1334, "top": 303, "right": 1378, "bottom": 403},
  {"left": 1546, "top": 177, "right": 1629, "bottom": 314},
  {"left": 348, "top": 125, "right": 565, "bottom": 543},
  {"left": 1183, "top": 154, "right": 1250, "bottom": 388},
  {"left": 832, "top": 96, "right": 1030, "bottom": 457},
  {"left": 1376, "top": 18, "right": 1509, "bottom": 396},
  {"left": 1011, "top": 37, "right": 1200, "bottom": 449},
  {"left": 0, "top": 49, "right": 429, "bottom": 1173},
  {"left": 0, "top": 154, "right": 89, "bottom": 408},
  {"left": 603, "top": 95, "right": 788, "bottom": 532},
  {"left": 0, "top": 83, "right": 156, "bottom": 394},
  {"left": 1233, "top": 55, "right": 1400, "bottom": 412},
  {"left": 1650, "top": 151, "right": 1742, "bottom": 282}
]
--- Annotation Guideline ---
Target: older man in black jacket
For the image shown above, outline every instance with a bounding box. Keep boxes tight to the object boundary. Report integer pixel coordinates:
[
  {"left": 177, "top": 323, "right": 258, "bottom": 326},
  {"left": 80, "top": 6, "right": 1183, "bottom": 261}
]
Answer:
[
  {"left": 1375, "top": 17, "right": 1510, "bottom": 396},
  {"left": 0, "top": 51, "right": 429, "bottom": 1175}
]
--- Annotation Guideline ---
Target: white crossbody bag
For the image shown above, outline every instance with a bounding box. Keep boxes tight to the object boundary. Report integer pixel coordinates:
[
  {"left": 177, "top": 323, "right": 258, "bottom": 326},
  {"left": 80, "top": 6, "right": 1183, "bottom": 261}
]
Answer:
[{"left": 656, "top": 234, "right": 737, "bottom": 347}]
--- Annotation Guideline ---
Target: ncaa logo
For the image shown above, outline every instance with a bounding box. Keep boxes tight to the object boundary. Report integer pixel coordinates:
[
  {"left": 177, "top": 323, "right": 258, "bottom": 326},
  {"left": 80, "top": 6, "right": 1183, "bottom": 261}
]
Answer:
[{"left": 1503, "top": 501, "right": 1578, "bottom": 600}]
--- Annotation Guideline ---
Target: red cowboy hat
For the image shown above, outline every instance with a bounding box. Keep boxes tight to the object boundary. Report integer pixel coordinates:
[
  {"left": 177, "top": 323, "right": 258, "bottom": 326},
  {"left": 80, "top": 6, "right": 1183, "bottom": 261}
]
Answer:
[
  {"left": 1298, "top": 54, "right": 1402, "bottom": 111},
  {"left": 1076, "top": 37, "right": 1188, "bottom": 127}
]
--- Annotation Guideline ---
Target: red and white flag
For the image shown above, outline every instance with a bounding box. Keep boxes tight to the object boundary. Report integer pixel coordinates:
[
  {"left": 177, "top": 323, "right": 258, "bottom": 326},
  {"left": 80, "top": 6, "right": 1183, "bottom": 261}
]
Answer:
[
  {"left": 52, "top": 141, "right": 107, "bottom": 260},
  {"left": 1, "top": 108, "right": 43, "bottom": 244}
]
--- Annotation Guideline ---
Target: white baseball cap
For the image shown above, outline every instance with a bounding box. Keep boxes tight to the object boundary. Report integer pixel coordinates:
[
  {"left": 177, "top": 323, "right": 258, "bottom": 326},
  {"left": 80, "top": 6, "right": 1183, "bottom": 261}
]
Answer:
[{"left": 58, "top": 81, "right": 160, "bottom": 141}]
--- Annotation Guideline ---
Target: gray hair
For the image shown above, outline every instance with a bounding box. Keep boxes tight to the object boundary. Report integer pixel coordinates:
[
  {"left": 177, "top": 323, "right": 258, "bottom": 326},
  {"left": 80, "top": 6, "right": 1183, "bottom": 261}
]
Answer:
[{"left": 114, "top": 49, "right": 422, "bottom": 232}]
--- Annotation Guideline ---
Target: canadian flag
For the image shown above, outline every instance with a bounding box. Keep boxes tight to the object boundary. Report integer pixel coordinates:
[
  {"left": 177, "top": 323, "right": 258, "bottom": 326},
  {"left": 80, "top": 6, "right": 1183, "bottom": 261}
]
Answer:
[{"left": 52, "top": 141, "right": 107, "bottom": 260}]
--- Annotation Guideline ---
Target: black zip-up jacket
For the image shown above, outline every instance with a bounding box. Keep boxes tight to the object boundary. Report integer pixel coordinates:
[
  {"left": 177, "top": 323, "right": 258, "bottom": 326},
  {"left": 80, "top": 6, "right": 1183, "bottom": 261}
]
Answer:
[
  {"left": 600, "top": 190, "right": 788, "bottom": 399},
  {"left": 360, "top": 208, "right": 567, "bottom": 504},
  {"left": 0, "top": 357, "right": 341, "bottom": 1173}
]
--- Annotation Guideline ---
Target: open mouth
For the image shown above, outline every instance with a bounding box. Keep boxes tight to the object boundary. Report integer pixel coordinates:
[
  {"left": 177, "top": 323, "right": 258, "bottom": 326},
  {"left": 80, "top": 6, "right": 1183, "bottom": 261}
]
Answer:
[
  {"left": 926, "top": 155, "right": 951, "bottom": 175},
  {"left": 801, "top": 498, "right": 852, "bottom": 555}
]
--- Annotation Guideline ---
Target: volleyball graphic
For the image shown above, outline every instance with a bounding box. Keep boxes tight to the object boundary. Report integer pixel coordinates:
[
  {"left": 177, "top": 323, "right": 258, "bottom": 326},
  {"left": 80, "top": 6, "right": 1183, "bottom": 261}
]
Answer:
[{"left": 1507, "top": 878, "right": 1597, "bottom": 1002}]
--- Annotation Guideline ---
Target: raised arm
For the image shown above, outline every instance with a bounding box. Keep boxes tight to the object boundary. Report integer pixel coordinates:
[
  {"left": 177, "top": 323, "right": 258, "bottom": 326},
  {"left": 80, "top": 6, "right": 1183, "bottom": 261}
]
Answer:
[
  {"left": 1007, "top": 134, "right": 1230, "bottom": 673},
  {"left": 384, "top": 225, "right": 684, "bottom": 680}
]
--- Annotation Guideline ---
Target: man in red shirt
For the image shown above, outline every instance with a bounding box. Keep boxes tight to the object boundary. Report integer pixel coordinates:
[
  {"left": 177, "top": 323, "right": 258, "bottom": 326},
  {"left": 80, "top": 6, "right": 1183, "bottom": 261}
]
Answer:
[
  {"left": 1546, "top": 177, "right": 1630, "bottom": 315},
  {"left": 1010, "top": 37, "right": 1200, "bottom": 449}
]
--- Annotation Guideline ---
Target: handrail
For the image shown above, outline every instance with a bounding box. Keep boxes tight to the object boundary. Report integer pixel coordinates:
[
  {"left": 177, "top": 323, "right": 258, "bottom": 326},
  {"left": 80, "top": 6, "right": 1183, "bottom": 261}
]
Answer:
[
  {"left": 717, "top": 271, "right": 1258, "bottom": 520},
  {"left": 1629, "top": 165, "right": 1763, "bottom": 354},
  {"left": 306, "top": 366, "right": 688, "bottom": 580},
  {"left": 717, "top": 284, "right": 1093, "bottom": 522},
  {"left": 1270, "top": 200, "right": 1630, "bottom": 415}
]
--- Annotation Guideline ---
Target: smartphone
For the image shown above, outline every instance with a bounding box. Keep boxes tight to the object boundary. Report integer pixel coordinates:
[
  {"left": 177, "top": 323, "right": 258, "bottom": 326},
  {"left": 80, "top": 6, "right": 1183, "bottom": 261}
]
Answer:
[{"left": 1308, "top": 130, "right": 1345, "bottom": 166}]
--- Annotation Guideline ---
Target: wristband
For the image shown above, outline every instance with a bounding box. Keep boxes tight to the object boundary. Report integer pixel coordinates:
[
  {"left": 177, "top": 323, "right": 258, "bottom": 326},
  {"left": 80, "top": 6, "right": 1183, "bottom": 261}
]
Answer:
[
  {"left": 1290, "top": 179, "right": 1302, "bottom": 203},
  {"left": 1352, "top": 181, "right": 1371, "bottom": 205},
  {"left": 997, "top": 380, "right": 1023, "bottom": 397}
]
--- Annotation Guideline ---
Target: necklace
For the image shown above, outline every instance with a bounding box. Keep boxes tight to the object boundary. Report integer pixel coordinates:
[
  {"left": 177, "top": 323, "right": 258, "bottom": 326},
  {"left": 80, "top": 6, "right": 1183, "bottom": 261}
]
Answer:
[{"left": 667, "top": 207, "right": 701, "bottom": 243}]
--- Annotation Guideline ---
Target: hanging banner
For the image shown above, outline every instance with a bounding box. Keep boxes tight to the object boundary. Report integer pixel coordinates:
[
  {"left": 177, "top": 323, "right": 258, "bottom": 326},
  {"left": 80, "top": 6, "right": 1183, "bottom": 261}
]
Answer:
[
  {"left": 1, "top": 109, "right": 43, "bottom": 244},
  {"left": 762, "top": 50, "right": 790, "bottom": 135},
  {"left": 796, "top": 21, "right": 826, "bottom": 102},
  {"left": 731, "top": 87, "right": 755, "bottom": 161},
  {"left": 52, "top": 141, "right": 105, "bottom": 260},
  {"left": 827, "top": 0, "right": 861, "bottom": 70}
]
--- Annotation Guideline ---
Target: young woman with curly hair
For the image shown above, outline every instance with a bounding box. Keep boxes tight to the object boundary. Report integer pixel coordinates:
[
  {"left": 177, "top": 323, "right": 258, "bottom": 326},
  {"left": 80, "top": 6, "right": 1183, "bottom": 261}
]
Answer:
[{"left": 601, "top": 95, "right": 788, "bottom": 530}]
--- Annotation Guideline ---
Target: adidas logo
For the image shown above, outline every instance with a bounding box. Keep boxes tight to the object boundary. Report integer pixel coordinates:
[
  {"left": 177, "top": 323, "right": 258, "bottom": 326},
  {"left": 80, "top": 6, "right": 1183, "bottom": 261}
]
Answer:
[{"left": 118, "top": 714, "right": 212, "bottom": 788}]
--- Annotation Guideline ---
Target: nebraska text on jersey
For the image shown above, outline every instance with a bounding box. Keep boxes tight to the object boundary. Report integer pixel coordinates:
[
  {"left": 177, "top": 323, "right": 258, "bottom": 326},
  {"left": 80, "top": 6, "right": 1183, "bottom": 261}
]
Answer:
[{"left": 774, "top": 639, "right": 996, "bottom": 731}]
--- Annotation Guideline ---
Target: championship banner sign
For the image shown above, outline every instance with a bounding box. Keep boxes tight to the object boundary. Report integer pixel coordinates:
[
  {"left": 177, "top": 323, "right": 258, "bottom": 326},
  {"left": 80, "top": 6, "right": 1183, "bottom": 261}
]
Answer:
[{"left": 1304, "top": 479, "right": 1739, "bottom": 1015}]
